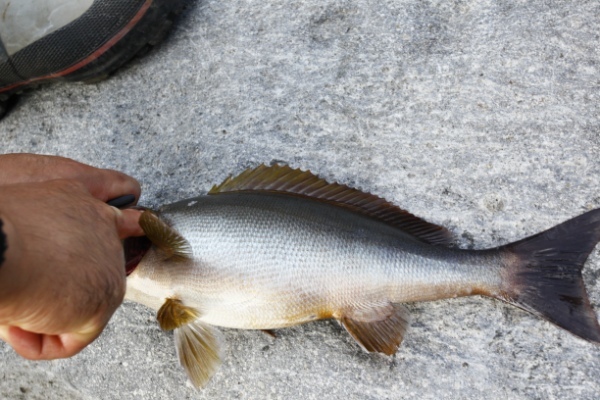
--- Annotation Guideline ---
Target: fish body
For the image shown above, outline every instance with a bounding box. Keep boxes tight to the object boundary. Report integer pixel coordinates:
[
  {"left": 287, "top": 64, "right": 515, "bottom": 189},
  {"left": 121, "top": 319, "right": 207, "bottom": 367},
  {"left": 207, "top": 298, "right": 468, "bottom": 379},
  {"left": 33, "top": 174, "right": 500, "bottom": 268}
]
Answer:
[
  {"left": 124, "top": 165, "right": 600, "bottom": 388},
  {"left": 127, "top": 193, "right": 502, "bottom": 329}
]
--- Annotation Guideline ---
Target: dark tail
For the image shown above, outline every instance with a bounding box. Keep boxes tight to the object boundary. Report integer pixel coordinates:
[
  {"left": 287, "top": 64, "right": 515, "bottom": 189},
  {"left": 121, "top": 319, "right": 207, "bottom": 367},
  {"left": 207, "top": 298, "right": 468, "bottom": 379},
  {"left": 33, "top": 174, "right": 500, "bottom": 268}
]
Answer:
[{"left": 499, "top": 208, "right": 600, "bottom": 343}]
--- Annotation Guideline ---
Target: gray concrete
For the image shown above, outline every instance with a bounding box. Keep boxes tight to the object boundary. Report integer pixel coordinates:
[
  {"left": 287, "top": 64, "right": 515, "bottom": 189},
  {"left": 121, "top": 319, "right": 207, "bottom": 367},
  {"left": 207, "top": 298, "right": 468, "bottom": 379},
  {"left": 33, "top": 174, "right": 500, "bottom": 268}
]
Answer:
[{"left": 1, "top": 0, "right": 600, "bottom": 398}]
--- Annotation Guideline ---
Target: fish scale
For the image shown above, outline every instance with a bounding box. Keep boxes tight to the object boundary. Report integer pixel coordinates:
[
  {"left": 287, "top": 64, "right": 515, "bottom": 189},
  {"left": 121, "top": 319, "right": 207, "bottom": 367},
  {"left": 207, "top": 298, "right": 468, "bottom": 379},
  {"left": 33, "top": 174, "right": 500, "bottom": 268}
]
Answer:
[{"left": 152, "top": 194, "right": 494, "bottom": 326}]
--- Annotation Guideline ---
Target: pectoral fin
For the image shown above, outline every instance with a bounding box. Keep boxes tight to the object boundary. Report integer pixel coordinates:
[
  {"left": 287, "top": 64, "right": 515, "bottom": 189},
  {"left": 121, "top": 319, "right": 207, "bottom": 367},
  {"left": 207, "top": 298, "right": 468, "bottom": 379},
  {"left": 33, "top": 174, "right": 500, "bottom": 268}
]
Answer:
[
  {"left": 175, "top": 321, "right": 224, "bottom": 388},
  {"left": 157, "top": 298, "right": 224, "bottom": 388},
  {"left": 339, "top": 302, "right": 411, "bottom": 356},
  {"left": 139, "top": 210, "right": 193, "bottom": 260}
]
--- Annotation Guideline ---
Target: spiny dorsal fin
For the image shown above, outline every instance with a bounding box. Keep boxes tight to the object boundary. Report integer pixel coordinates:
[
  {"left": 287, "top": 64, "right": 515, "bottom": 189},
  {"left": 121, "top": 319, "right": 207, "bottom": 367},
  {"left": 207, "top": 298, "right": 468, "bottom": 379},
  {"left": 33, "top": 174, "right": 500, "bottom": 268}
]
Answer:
[
  {"left": 339, "top": 302, "right": 411, "bottom": 356},
  {"left": 139, "top": 210, "right": 193, "bottom": 260},
  {"left": 209, "top": 164, "right": 452, "bottom": 245},
  {"left": 157, "top": 299, "right": 223, "bottom": 388}
]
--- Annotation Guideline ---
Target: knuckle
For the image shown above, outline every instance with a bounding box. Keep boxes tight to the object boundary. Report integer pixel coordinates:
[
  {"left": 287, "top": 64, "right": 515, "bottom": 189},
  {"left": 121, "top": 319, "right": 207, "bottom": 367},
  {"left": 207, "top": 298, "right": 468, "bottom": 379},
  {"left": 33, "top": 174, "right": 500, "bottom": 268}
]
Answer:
[{"left": 98, "top": 204, "right": 117, "bottom": 220}]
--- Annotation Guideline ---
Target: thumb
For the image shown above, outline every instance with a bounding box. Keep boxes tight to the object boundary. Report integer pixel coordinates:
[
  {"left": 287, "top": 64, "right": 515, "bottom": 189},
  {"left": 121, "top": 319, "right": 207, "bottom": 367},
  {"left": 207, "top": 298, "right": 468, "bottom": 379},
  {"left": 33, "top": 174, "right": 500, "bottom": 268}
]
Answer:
[{"left": 112, "top": 207, "right": 145, "bottom": 239}]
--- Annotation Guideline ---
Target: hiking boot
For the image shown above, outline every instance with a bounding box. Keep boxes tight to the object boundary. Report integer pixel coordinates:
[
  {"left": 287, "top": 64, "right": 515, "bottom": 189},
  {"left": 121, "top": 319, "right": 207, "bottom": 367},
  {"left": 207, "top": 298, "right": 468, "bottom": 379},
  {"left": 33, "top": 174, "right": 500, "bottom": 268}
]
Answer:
[{"left": 0, "top": 0, "right": 187, "bottom": 119}]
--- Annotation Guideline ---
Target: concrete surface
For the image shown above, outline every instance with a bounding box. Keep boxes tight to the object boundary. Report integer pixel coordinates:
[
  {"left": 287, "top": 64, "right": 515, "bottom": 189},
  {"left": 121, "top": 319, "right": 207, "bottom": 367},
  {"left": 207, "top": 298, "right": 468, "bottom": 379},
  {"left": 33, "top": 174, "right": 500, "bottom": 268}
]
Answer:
[{"left": 1, "top": 0, "right": 600, "bottom": 399}]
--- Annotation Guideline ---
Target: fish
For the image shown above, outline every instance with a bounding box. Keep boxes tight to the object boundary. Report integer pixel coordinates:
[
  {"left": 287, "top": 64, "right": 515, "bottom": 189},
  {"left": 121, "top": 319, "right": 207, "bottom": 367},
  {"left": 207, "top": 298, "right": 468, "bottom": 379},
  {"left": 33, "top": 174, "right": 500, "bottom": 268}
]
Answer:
[{"left": 123, "top": 164, "right": 600, "bottom": 388}]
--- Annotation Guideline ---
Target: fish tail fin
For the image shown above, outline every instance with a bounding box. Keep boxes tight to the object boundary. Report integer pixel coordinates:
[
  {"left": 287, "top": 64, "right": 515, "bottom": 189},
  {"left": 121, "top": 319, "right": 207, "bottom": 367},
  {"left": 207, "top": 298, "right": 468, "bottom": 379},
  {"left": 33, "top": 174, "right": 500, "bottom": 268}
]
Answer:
[{"left": 499, "top": 208, "right": 600, "bottom": 343}]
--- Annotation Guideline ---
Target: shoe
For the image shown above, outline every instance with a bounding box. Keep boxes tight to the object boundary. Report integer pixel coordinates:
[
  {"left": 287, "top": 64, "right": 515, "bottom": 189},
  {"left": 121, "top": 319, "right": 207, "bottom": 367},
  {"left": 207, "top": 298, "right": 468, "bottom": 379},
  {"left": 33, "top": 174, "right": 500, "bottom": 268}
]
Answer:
[{"left": 0, "top": 0, "right": 187, "bottom": 119}]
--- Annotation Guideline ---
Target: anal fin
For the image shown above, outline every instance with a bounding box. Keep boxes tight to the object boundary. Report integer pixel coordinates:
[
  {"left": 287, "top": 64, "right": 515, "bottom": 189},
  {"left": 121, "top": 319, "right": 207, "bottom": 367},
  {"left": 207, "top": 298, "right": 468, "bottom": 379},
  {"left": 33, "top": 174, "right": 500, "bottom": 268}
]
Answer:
[{"left": 339, "top": 302, "right": 411, "bottom": 356}]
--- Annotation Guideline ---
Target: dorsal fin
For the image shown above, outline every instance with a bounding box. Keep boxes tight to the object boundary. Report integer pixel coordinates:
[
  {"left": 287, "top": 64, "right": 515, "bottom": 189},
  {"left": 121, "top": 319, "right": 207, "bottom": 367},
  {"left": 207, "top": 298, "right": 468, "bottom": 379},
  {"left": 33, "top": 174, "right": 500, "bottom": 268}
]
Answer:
[{"left": 209, "top": 164, "right": 453, "bottom": 245}]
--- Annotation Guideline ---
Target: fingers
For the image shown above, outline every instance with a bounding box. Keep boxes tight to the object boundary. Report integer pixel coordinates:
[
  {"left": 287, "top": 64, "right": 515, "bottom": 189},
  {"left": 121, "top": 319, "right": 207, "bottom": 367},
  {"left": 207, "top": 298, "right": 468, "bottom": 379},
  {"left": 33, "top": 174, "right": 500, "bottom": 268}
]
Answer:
[
  {"left": 86, "top": 168, "right": 142, "bottom": 203},
  {"left": 1, "top": 326, "right": 98, "bottom": 360},
  {"left": 112, "top": 207, "right": 145, "bottom": 238},
  {"left": 48, "top": 180, "right": 144, "bottom": 238},
  {"left": 0, "top": 154, "right": 142, "bottom": 204},
  {"left": 2, "top": 327, "right": 56, "bottom": 360}
]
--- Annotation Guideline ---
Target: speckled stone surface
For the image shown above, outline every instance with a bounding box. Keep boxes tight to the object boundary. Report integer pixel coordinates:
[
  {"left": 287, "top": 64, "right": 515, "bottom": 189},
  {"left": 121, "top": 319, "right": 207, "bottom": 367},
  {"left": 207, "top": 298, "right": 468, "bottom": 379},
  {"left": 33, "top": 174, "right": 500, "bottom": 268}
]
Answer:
[{"left": 1, "top": 0, "right": 599, "bottom": 399}]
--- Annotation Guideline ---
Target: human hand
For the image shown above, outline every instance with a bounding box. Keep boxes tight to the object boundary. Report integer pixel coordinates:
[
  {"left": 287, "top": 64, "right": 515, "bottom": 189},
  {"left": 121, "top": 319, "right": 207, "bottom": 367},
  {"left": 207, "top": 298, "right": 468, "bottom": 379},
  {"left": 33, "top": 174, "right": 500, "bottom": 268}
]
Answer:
[
  {"left": 0, "top": 154, "right": 144, "bottom": 360},
  {"left": 0, "top": 153, "right": 141, "bottom": 202}
]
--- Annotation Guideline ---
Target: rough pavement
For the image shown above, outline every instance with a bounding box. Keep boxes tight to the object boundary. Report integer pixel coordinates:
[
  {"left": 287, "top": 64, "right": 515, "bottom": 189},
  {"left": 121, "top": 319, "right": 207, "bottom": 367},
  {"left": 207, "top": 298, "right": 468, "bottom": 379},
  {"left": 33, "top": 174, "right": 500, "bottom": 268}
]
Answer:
[{"left": 1, "top": 1, "right": 599, "bottom": 399}]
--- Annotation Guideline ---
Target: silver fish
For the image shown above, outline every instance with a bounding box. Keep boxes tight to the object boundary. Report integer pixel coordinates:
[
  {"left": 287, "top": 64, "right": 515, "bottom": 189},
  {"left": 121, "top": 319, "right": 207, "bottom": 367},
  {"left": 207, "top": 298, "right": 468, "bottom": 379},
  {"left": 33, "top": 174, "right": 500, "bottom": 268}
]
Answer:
[{"left": 124, "top": 165, "right": 600, "bottom": 387}]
